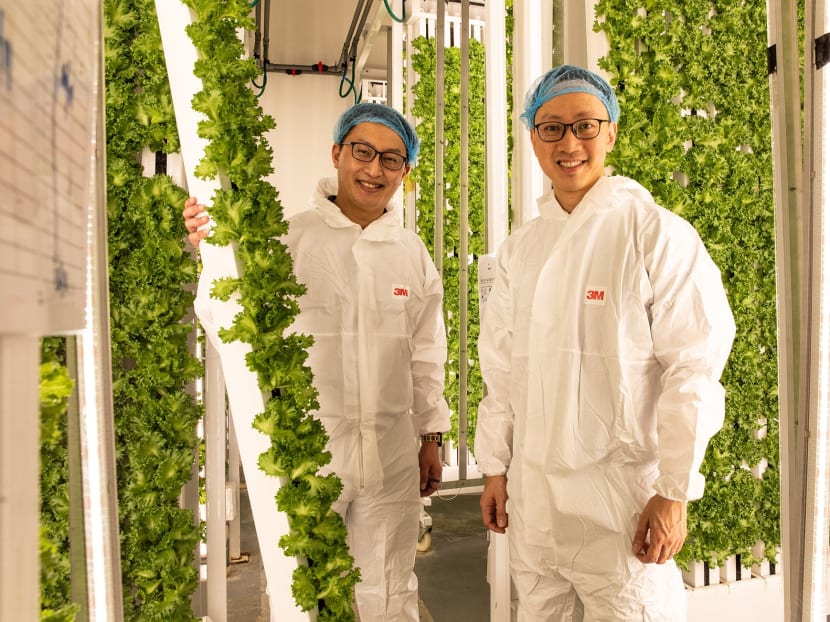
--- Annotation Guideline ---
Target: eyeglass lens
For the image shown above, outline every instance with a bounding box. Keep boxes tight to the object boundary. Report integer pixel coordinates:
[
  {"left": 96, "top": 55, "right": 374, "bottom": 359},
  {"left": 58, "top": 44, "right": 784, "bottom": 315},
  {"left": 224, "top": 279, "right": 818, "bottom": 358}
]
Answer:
[
  {"left": 346, "top": 142, "right": 406, "bottom": 170},
  {"left": 535, "top": 119, "right": 605, "bottom": 142}
]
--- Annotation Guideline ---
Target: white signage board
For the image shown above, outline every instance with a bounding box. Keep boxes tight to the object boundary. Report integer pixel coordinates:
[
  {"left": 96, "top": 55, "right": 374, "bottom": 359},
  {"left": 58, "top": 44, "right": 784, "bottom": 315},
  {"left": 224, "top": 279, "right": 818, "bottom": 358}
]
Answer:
[{"left": 0, "top": 0, "right": 96, "bottom": 335}]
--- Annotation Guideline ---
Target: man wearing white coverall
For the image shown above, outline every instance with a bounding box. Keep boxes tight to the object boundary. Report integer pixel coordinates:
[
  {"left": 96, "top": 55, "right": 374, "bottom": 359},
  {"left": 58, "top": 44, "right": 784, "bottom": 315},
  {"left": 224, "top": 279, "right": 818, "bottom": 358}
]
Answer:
[
  {"left": 476, "top": 65, "right": 736, "bottom": 621},
  {"left": 184, "top": 103, "right": 450, "bottom": 621}
]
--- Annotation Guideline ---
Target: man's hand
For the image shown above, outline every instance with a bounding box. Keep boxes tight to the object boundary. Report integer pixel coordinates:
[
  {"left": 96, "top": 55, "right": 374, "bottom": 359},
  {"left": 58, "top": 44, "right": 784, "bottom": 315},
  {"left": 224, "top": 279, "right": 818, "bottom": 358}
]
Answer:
[
  {"left": 418, "top": 441, "right": 442, "bottom": 497},
  {"left": 182, "top": 196, "right": 211, "bottom": 248},
  {"left": 632, "top": 494, "right": 687, "bottom": 564},
  {"left": 480, "top": 474, "right": 509, "bottom": 534}
]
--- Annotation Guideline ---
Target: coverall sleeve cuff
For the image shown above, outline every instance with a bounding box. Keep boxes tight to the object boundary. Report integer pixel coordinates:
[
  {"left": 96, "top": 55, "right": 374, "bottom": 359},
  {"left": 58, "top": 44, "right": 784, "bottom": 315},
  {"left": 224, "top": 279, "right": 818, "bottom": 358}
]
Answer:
[
  {"left": 653, "top": 472, "right": 706, "bottom": 502},
  {"left": 412, "top": 404, "right": 451, "bottom": 437}
]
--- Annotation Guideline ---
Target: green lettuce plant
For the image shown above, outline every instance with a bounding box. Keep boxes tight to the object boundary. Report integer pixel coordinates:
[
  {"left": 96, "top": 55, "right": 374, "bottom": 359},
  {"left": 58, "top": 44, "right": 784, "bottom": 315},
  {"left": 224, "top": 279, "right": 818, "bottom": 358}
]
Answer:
[
  {"left": 105, "top": 0, "right": 203, "bottom": 618},
  {"left": 39, "top": 338, "right": 80, "bottom": 622},
  {"left": 183, "top": 0, "right": 360, "bottom": 617}
]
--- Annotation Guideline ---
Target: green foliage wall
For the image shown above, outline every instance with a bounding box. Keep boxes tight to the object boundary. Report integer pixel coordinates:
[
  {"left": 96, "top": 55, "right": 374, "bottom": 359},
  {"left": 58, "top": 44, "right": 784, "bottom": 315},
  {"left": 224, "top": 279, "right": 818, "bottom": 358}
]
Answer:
[
  {"left": 39, "top": 338, "right": 79, "bottom": 622},
  {"left": 104, "top": 1, "right": 203, "bottom": 618},
  {"left": 594, "top": 0, "right": 779, "bottom": 566},
  {"left": 410, "top": 37, "right": 487, "bottom": 452}
]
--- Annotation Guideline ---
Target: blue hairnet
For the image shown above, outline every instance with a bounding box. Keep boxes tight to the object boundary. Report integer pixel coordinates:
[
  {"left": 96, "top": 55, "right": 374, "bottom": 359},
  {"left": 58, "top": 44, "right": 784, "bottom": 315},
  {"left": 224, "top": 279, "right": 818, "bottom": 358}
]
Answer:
[
  {"left": 520, "top": 65, "right": 620, "bottom": 129},
  {"left": 333, "top": 103, "right": 420, "bottom": 165}
]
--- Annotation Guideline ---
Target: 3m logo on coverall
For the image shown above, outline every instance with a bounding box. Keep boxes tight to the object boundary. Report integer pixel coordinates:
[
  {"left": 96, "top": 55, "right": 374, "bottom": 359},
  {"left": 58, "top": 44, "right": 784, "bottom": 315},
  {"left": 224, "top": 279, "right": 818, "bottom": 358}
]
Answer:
[
  {"left": 585, "top": 287, "right": 607, "bottom": 305},
  {"left": 393, "top": 286, "right": 409, "bottom": 298}
]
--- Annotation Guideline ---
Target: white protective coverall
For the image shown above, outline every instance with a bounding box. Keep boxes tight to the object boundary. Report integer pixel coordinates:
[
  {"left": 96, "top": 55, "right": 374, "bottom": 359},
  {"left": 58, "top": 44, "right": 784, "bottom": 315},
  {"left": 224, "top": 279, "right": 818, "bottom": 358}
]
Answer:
[
  {"left": 286, "top": 178, "right": 450, "bottom": 620},
  {"left": 475, "top": 175, "right": 736, "bottom": 621}
]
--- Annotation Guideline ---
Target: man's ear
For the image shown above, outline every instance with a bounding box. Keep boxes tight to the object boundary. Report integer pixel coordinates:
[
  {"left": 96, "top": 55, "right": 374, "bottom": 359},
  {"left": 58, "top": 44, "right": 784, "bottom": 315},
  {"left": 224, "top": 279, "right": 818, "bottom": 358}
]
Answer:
[
  {"left": 607, "top": 122, "right": 618, "bottom": 152},
  {"left": 331, "top": 143, "right": 341, "bottom": 168}
]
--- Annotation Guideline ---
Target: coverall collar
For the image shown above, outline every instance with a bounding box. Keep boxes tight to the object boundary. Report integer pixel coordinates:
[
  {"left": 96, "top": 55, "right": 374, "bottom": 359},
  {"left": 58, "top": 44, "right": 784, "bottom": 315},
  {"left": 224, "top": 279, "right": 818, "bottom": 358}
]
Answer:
[
  {"left": 313, "top": 177, "right": 404, "bottom": 241},
  {"left": 538, "top": 174, "right": 619, "bottom": 219}
]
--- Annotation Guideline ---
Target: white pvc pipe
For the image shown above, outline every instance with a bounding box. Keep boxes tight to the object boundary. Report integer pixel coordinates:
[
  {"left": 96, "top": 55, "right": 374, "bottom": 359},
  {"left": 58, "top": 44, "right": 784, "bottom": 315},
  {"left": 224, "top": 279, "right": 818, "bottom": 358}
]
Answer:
[
  {"left": 434, "top": 0, "right": 446, "bottom": 272},
  {"left": 76, "top": 11, "right": 125, "bottom": 613},
  {"left": 511, "top": 0, "right": 552, "bottom": 227},
  {"left": 404, "top": 18, "right": 418, "bottom": 232},
  {"left": 801, "top": 2, "right": 830, "bottom": 620},
  {"left": 205, "top": 340, "right": 228, "bottom": 622},
  {"left": 228, "top": 418, "right": 242, "bottom": 561},
  {"left": 458, "top": 0, "right": 470, "bottom": 481},
  {"left": 766, "top": 1, "right": 807, "bottom": 619},
  {"left": 484, "top": 0, "right": 509, "bottom": 252}
]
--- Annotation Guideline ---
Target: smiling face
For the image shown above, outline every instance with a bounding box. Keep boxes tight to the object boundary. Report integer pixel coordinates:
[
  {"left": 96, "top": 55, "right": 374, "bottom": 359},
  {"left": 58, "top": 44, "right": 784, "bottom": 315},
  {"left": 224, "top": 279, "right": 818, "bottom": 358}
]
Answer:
[
  {"left": 530, "top": 91, "right": 617, "bottom": 213},
  {"left": 331, "top": 121, "right": 410, "bottom": 228}
]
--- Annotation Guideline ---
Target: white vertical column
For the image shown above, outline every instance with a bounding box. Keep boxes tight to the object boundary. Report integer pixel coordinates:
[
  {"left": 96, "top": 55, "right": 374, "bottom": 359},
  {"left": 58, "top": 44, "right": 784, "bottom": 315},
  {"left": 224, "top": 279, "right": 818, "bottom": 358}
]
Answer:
[
  {"left": 801, "top": 2, "right": 830, "bottom": 620},
  {"left": 205, "top": 341, "right": 228, "bottom": 622},
  {"left": 561, "top": 0, "right": 609, "bottom": 74},
  {"left": 0, "top": 336, "right": 40, "bottom": 622},
  {"left": 404, "top": 18, "right": 418, "bottom": 232},
  {"left": 228, "top": 418, "right": 242, "bottom": 561},
  {"left": 480, "top": 253, "right": 510, "bottom": 622},
  {"left": 388, "top": 17, "right": 404, "bottom": 111},
  {"left": 76, "top": 8, "right": 125, "bottom": 615},
  {"left": 433, "top": 0, "right": 446, "bottom": 272},
  {"left": 458, "top": 0, "right": 470, "bottom": 481},
  {"left": 487, "top": 531, "right": 513, "bottom": 622},
  {"left": 484, "top": 0, "right": 509, "bottom": 252},
  {"left": 388, "top": 12, "right": 406, "bottom": 224},
  {"left": 766, "top": 1, "right": 807, "bottom": 620},
  {"left": 511, "top": 0, "right": 552, "bottom": 226}
]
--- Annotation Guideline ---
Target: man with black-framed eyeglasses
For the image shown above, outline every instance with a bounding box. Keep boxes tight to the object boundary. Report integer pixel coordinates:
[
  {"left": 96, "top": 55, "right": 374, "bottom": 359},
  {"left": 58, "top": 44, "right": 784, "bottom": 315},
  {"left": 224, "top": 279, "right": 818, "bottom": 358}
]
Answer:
[
  {"left": 184, "top": 102, "right": 450, "bottom": 621},
  {"left": 476, "top": 65, "right": 736, "bottom": 620}
]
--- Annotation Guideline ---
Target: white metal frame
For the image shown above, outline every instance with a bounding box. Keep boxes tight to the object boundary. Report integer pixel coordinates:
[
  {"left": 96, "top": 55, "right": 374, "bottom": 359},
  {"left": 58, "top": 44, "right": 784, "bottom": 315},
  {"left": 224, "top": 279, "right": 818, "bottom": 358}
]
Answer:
[
  {"left": 799, "top": 2, "right": 830, "bottom": 620},
  {"left": 766, "top": 2, "right": 806, "bottom": 616},
  {"left": 0, "top": 336, "right": 40, "bottom": 621},
  {"left": 511, "top": 0, "right": 553, "bottom": 228}
]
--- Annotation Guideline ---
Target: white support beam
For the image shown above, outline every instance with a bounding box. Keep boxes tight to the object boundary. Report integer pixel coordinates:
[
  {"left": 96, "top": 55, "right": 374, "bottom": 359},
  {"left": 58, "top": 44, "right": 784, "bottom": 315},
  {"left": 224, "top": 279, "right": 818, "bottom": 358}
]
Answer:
[
  {"left": 354, "top": 0, "right": 388, "bottom": 81},
  {"left": 484, "top": 0, "right": 509, "bottom": 252},
  {"left": 76, "top": 11, "right": 125, "bottom": 616},
  {"left": 799, "top": 1, "right": 830, "bottom": 620},
  {"left": 0, "top": 335, "right": 40, "bottom": 622},
  {"left": 205, "top": 342, "right": 228, "bottom": 622},
  {"left": 511, "top": 0, "right": 552, "bottom": 227},
  {"left": 155, "top": 3, "right": 307, "bottom": 620},
  {"left": 404, "top": 18, "right": 418, "bottom": 232},
  {"left": 766, "top": 1, "right": 807, "bottom": 620},
  {"left": 561, "top": 0, "right": 609, "bottom": 75},
  {"left": 228, "top": 417, "right": 242, "bottom": 561},
  {"left": 388, "top": 15, "right": 406, "bottom": 224},
  {"left": 387, "top": 12, "right": 404, "bottom": 112}
]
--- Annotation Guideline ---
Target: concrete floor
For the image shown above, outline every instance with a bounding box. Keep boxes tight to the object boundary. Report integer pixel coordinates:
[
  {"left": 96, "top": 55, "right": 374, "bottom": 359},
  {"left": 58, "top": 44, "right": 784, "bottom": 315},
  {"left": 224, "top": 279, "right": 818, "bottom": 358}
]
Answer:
[
  {"left": 227, "top": 488, "right": 490, "bottom": 621},
  {"left": 414, "top": 492, "right": 490, "bottom": 622},
  {"left": 226, "top": 486, "right": 269, "bottom": 622}
]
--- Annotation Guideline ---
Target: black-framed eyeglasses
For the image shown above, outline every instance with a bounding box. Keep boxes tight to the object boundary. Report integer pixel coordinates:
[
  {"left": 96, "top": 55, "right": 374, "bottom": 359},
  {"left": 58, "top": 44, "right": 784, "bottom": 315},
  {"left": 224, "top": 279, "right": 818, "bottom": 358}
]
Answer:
[
  {"left": 533, "top": 118, "right": 610, "bottom": 143},
  {"left": 340, "top": 142, "right": 407, "bottom": 171}
]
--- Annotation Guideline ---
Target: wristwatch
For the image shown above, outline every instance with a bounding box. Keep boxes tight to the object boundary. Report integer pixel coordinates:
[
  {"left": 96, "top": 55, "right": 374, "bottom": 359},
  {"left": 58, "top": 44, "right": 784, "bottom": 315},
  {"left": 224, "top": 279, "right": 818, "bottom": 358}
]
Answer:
[{"left": 421, "top": 432, "right": 443, "bottom": 447}]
